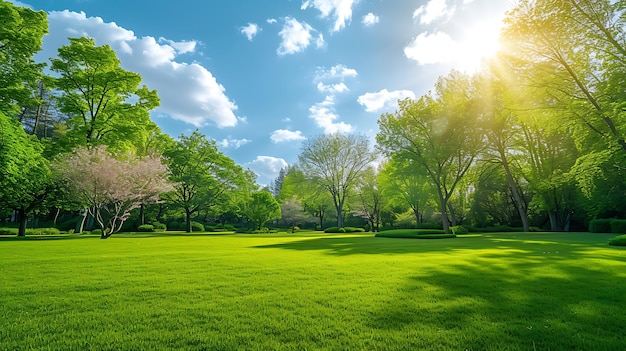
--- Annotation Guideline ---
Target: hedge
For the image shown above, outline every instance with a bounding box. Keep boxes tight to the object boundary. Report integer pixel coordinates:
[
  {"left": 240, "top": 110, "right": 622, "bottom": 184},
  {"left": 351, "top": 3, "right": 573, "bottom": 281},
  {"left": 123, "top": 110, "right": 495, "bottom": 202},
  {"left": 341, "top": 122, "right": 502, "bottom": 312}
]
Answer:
[{"left": 589, "top": 219, "right": 613, "bottom": 233}]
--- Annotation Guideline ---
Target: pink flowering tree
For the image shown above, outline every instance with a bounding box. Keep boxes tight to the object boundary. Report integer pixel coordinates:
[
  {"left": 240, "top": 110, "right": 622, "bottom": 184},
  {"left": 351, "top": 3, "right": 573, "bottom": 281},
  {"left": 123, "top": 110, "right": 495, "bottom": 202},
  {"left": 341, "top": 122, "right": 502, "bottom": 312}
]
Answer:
[{"left": 58, "top": 145, "right": 172, "bottom": 239}]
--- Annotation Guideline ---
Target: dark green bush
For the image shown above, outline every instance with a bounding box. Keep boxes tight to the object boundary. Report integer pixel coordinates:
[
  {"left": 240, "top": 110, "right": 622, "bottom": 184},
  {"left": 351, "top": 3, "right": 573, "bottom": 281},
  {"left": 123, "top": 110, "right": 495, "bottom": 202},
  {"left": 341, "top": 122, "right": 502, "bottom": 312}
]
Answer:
[
  {"left": 28, "top": 228, "right": 61, "bottom": 235},
  {"left": 608, "top": 234, "right": 626, "bottom": 246},
  {"left": 324, "top": 226, "right": 342, "bottom": 233},
  {"left": 450, "top": 225, "right": 469, "bottom": 235},
  {"left": 0, "top": 228, "right": 18, "bottom": 235},
  {"left": 152, "top": 222, "right": 167, "bottom": 232},
  {"left": 610, "top": 219, "right": 626, "bottom": 234},
  {"left": 167, "top": 221, "right": 182, "bottom": 231},
  {"left": 343, "top": 227, "right": 366, "bottom": 233},
  {"left": 91, "top": 229, "right": 102, "bottom": 235},
  {"left": 589, "top": 219, "right": 612, "bottom": 233},
  {"left": 190, "top": 221, "right": 205, "bottom": 232},
  {"left": 137, "top": 224, "right": 155, "bottom": 232}
]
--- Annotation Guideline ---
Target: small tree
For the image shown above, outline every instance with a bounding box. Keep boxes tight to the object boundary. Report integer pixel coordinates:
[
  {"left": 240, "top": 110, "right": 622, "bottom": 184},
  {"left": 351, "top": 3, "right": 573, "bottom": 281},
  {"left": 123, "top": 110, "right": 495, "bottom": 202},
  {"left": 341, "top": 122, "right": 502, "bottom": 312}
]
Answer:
[
  {"left": 57, "top": 145, "right": 172, "bottom": 238},
  {"left": 280, "top": 196, "right": 310, "bottom": 233},
  {"left": 243, "top": 191, "right": 281, "bottom": 230}
]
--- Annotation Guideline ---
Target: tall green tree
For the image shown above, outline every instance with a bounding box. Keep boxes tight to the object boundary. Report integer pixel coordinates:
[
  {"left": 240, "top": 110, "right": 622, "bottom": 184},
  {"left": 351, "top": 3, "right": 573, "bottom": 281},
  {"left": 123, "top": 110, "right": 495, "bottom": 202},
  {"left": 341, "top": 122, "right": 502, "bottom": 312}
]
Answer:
[
  {"left": 0, "top": 1, "right": 48, "bottom": 116},
  {"left": 377, "top": 71, "right": 484, "bottom": 233},
  {"left": 0, "top": 112, "right": 51, "bottom": 236},
  {"left": 279, "top": 166, "right": 335, "bottom": 230},
  {"left": 50, "top": 37, "right": 160, "bottom": 152},
  {"left": 353, "top": 167, "right": 383, "bottom": 232},
  {"left": 378, "top": 157, "right": 434, "bottom": 227},
  {"left": 298, "top": 133, "right": 376, "bottom": 228},
  {"left": 164, "top": 131, "right": 250, "bottom": 232},
  {"left": 243, "top": 190, "right": 281, "bottom": 230}
]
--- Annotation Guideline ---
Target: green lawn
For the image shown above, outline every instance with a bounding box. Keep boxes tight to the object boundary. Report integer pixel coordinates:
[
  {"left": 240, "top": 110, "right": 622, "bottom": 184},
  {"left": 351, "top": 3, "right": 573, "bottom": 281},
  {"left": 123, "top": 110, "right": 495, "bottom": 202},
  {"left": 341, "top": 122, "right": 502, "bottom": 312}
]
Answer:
[{"left": 1, "top": 231, "right": 625, "bottom": 350}]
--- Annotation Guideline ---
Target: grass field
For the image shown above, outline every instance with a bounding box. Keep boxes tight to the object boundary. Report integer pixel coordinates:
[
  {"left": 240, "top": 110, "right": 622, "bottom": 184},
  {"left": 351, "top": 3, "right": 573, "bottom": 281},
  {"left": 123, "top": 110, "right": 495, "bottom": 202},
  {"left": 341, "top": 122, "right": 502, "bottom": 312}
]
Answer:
[{"left": 1, "top": 231, "right": 625, "bottom": 350}]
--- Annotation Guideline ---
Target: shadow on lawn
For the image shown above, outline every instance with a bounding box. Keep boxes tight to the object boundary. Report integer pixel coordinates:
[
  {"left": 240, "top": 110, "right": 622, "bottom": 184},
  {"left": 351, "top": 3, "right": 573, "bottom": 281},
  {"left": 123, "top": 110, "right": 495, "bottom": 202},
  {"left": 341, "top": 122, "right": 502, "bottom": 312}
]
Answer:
[
  {"left": 368, "top": 252, "right": 626, "bottom": 350},
  {"left": 253, "top": 232, "right": 615, "bottom": 257}
]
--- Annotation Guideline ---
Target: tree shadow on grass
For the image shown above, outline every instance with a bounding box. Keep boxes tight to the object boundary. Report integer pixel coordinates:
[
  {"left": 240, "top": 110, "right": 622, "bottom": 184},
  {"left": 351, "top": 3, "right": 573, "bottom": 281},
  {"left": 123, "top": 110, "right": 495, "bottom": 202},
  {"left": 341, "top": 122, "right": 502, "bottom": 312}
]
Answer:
[
  {"left": 252, "top": 232, "right": 616, "bottom": 257},
  {"left": 367, "top": 251, "right": 626, "bottom": 350}
]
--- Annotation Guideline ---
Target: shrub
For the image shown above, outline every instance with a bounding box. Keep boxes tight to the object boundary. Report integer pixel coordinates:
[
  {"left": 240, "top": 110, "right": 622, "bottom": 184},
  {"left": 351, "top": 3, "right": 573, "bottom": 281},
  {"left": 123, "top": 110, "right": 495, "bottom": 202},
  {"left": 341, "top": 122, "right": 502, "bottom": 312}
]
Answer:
[
  {"left": 589, "top": 219, "right": 612, "bottom": 233},
  {"left": 608, "top": 234, "right": 626, "bottom": 246},
  {"left": 450, "top": 226, "right": 469, "bottom": 235},
  {"left": 28, "top": 228, "right": 61, "bottom": 235},
  {"left": 343, "top": 227, "right": 366, "bottom": 233},
  {"left": 91, "top": 229, "right": 102, "bottom": 235},
  {"left": 190, "top": 221, "right": 205, "bottom": 232},
  {"left": 610, "top": 219, "right": 626, "bottom": 234},
  {"left": 167, "top": 221, "right": 183, "bottom": 231},
  {"left": 324, "top": 226, "right": 342, "bottom": 233},
  {"left": 152, "top": 222, "right": 167, "bottom": 232},
  {"left": 137, "top": 224, "right": 155, "bottom": 232},
  {"left": 0, "top": 228, "right": 18, "bottom": 235}
]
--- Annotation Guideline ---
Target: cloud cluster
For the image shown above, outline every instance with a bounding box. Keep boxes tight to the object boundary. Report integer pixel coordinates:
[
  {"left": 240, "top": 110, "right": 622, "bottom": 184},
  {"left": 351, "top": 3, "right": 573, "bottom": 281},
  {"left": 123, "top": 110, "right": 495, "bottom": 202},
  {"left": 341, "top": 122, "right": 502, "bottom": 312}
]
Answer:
[
  {"left": 246, "top": 156, "right": 288, "bottom": 182},
  {"left": 357, "top": 89, "right": 415, "bottom": 113},
  {"left": 362, "top": 13, "right": 379, "bottom": 27},
  {"left": 412, "top": 0, "right": 455, "bottom": 25},
  {"left": 309, "top": 64, "right": 358, "bottom": 133},
  {"left": 270, "top": 129, "right": 306, "bottom": 143},
  {"left": 218, "top": 137, "right": 251, "bottom": 149},
  {"left": 277, "top": 17, "right": 325, "bottom": 55},
  {"left": 44, "top": 10, "right": 239, "bottom": 128},
  {"left": 240, "top": 23, "right": 261, "bottom": 41},
  {"left": 301, "top": 0, "right": 358, "bottom": 32}
]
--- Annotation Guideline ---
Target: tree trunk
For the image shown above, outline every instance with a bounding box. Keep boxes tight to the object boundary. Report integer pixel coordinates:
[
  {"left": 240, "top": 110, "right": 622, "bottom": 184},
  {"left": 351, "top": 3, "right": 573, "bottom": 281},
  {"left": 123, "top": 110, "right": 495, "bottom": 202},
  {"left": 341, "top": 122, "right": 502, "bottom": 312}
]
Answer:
[
  {"left": 548, "top": 211, "right": 559, "bottom": 232},
  {"left": 448, "top": 202, "right": 458, "bottom": 227},
  {"left": 501, "top": 152, "right": 530, "bottom": 232},
  {"left": 185, "top": 208, "right": 192, "bottom": 233},
  {"left": 438, "top": 190, "right": 451, "bottom": 233},
  {"left": 336, "top": 206, "right": 344, "bottom": 228},
  {"left": 139, "top": 204, "right": 145, "bottom": 225},
  {"left": 53, "top": 208, "right": 61, "bottom": 226},
  {"left": 17, "top": 208, "right": 27, "bottom": 237}
]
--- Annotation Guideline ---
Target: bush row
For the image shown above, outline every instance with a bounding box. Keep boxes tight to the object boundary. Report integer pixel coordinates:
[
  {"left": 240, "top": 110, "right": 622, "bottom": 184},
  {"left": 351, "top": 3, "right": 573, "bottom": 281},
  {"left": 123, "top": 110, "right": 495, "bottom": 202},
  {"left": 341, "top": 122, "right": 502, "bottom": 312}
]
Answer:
[
  {"left": 589, "top": 219, "right": 626, "bottom": 234},
  {"left": 0, "top": 227, "right": 61, "bottom": 235}
]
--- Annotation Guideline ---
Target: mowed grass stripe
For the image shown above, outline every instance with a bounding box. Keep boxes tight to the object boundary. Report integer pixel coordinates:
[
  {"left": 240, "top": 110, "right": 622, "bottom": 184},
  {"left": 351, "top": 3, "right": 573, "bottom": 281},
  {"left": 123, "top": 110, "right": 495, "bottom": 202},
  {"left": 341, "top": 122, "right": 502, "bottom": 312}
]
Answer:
[{"left": 1, "top": 232, "right": 625, "bottom": 350}]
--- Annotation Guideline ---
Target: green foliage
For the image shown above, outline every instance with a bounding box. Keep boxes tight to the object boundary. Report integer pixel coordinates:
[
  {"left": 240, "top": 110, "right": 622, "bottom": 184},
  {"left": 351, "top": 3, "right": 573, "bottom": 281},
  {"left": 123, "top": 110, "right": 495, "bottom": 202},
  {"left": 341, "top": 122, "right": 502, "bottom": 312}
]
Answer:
[
  {"left": 450, "top": 225, "right": 469, "bottom": 235},
  {"left": 242, "top": 191, "right": 281, "bottom": 230},
  {"left": 137, "top": 224, "right": 155, "bottom": 232},
  {"left": 589, "top": 219, "right": 613, "bottom": 233},
  {"left": 152, "top": 222, "right": 167, "bottom": 232},
  {"left": 343, "top": 227, "right": 366, "bottom": 233},
  {"left": 190, "top": 221, "right": 205, "bottom": 232},
  {"left": 608, "top": 234, "right": 626, "bottom": 246},
  {"left": 90, "top": 229, "right": 102, "bottom": 235},
  {"left": 324, "top": 227, "right": 344, "bottom": 233},
  {"left": 0, "top": 227, "right": 60, "bottom": 235},
  {"left": 610, "top": 219, "right": 626, "bottom": 234},
  {"left": 0, "top": 1, "right": 48, "bottom": 115}
]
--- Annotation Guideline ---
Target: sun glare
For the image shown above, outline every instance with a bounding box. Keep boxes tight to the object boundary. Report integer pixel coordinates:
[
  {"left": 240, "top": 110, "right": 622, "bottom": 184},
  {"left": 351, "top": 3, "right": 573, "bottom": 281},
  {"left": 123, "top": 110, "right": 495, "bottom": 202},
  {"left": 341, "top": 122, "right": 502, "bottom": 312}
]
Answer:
[{"left": 456, "top": 18, "right": 504, "bottom": 73}]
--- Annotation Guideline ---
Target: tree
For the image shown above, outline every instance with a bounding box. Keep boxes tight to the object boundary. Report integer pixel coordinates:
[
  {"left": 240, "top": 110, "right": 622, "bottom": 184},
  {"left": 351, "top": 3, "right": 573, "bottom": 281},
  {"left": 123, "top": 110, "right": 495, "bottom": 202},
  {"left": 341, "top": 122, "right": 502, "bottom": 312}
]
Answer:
[
  {"left": 377, "top": 71, "right": 484, "bottom": 233},
  {"left": 352, "top": 167, "right": 383, "bottom": 232},
  {"left": 279, "top": 166, "right": 335, "bottom": 230},
  {"left": 243, "top": 191, "right": 281, "bottom": 230},
  {"left": 280, "top": 196, "right": 311, "bottom": 233},
  {"left": 56, "top": 145, "right": 172, "bottom": 238},
  {"left": 0, "top": 112, "right": 51, "bottom": 236},
  {"left": 0, "top": 1, "right": 48, "bottom": 116},
  {"left": 164, "top": 131, "right": 250, "bottom": 232},
  {"left": 298, "top": 133, "right": 376, "bottom": 228},
  {"left": 50, "top": 37, "right": 160, "bottom": 152},
  {"left": 269, "top": 166, "right": 288, "bottom": 198},
  {"left": 378, "top": 157, "right": 433, "bottom": 227}
]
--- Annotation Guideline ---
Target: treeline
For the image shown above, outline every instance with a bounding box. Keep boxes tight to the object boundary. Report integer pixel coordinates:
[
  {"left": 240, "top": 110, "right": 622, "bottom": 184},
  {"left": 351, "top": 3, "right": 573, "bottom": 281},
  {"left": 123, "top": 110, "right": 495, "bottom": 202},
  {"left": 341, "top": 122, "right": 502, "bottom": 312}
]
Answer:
[
  {"left": 2, "top": 0, "right": 625, "bottom": 236},
  {"left": 0, "top": 1, "right": 280, "bottom": 237},
  {"left": 277, "top": 0, "right": 626, "bottom": 233}
]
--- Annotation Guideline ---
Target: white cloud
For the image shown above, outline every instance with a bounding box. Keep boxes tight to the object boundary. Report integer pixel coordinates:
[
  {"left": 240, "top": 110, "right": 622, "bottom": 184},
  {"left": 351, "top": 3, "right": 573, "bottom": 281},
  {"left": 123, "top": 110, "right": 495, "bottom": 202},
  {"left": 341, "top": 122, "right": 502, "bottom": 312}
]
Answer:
[
  {"left": 309, "top": 96, "right": 353, "bottom": 134},
  {"left": 357, "top": 89, "right": 416, "bottom": 112},
  {"left": 218, "top": 137, "right": 251, "bottom": 149},
  {"left": 43, "top": 10, "right": 239, "bottom": 128},
  {"left": 247, "top": 156, "right": 288, "bottom": 180},
  {"left": 362, "top": 13, "right": 379, "bottom": 26},
  {"left": 277, "top": 17, "right": 317, "bottom": 55},
  {"left": 271, "top": 129, "right": 306, "bottom": 143},
  {"left": 301, "top": 0, "right": 358, "bottom": 32},
  {"left": 267, "top": 18, "right": 277, "bottom": 24},
  {"left": 315, "top": 64, "right": 358, "bottom": 81},
  {"left": 158, "top": 37, "right": 196, "bottom": 54},
  {"left": 316, "top": 33, "right": 326, "bottom": 49},
  {"left": 316, "top": 82, "right": 348, "bottom": 94},
  {"left": 404, "top": 31, "right": 458, "bottom": 65},
  {"left": 240, "top": 23, "right": 261, "bottom": 41},
  {"left": 413, "top": 0, "right": 455, "bottom": 25}
]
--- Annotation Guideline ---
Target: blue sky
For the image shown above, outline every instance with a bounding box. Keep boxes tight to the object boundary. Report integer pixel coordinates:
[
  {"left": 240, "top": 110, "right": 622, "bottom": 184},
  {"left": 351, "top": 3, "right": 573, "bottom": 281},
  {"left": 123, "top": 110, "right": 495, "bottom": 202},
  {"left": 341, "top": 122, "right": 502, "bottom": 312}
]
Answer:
[{"left": 16, "top": 0, "right": 511, "bottom": 186}]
